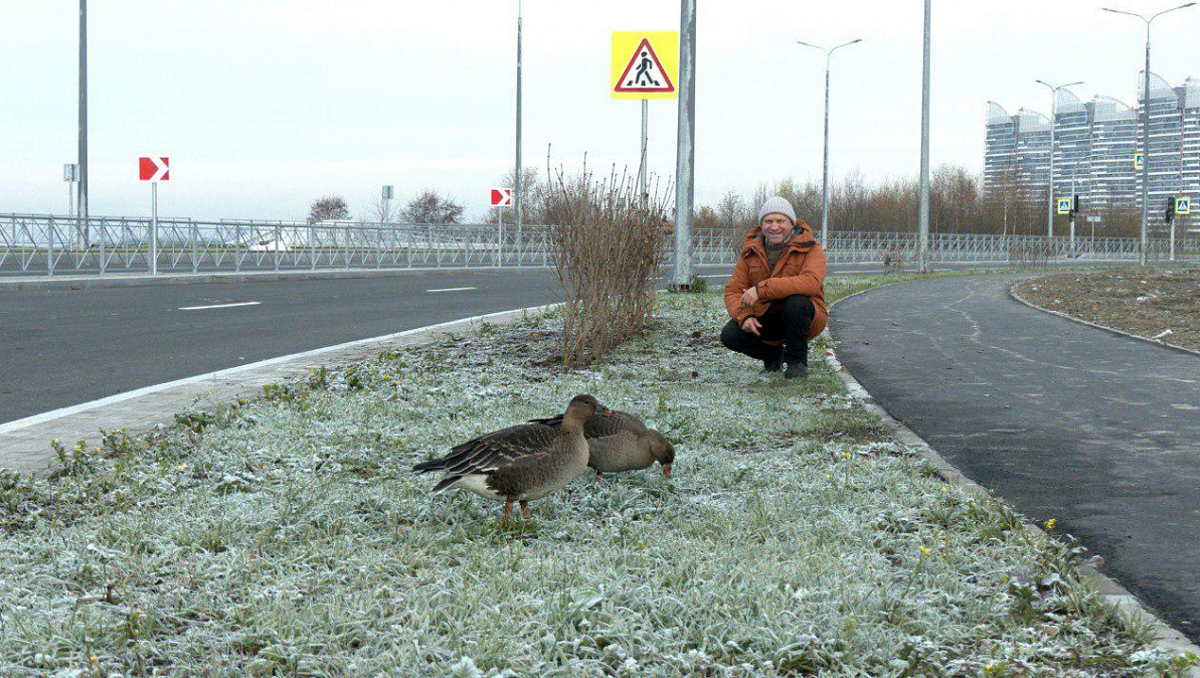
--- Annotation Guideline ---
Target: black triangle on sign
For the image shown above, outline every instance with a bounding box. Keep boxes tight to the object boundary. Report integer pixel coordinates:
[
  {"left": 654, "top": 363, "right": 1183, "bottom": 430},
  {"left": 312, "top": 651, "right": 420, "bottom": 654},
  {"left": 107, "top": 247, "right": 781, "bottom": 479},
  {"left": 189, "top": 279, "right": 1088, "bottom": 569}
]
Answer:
[{"left": 614, "top": 38, "right": 675, "bottom": 93}]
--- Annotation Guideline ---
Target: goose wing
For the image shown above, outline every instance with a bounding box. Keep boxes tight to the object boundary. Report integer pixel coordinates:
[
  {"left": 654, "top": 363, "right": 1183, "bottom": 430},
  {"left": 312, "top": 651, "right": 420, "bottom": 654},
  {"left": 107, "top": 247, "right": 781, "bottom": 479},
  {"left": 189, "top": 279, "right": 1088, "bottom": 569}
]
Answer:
[
  {"left": 528, "top": 409, "right": 645, "bottom": 438},
  {"left": 414, "top": 423, "right": 560, "bottom": 492}
]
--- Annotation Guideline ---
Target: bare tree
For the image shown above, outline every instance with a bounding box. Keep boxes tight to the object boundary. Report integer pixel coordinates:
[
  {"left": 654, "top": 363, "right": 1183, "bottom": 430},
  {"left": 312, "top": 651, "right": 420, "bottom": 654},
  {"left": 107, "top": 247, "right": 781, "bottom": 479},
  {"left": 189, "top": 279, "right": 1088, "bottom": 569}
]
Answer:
[
  {"left": 400, "top": 190, "right": 464, "bottom": 224},
  {"left": 308, "top": 195, "right": 350, "bottom": 224},
  {"left": 486, "top": 166, "right": 542, "bottom": 224},
  {"left": 365, "top": 194, "right": 396, "bottom": 223}
]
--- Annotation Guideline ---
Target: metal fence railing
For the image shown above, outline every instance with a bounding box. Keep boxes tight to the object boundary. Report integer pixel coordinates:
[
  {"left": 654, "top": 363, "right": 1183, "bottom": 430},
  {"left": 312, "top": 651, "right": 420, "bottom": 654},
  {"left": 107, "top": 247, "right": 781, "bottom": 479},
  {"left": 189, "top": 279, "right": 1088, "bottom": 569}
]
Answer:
[{"left": 3, "top": 213, "right": 1197, "bottom": 278}]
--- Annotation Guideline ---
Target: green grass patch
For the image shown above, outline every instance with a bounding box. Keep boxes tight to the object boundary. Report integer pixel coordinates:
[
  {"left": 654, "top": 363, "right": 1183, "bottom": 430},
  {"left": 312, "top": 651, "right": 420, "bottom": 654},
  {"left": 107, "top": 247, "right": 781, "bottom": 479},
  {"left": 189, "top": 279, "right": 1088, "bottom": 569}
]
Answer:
[{"left": 0, "top": 273, "right": 1191, "bottom": 677}]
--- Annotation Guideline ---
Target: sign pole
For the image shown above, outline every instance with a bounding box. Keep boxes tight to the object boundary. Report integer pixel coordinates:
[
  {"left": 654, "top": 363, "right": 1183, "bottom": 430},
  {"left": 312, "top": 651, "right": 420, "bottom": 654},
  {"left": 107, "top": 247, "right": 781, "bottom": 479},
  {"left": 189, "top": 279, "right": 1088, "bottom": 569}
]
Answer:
[
  {"left": 1070, "top": 213, "right": 1076, "bottom": 258},
  {"left": 497, "top": 206, "right": 504, "bottom": 268},
  {"left": 150, "top": 182, "right": 158, "bottom": 276},
  {"left": 640, "top": 99, "right": 648, "bottom": 206},
  {"left": 1170, "top": 207, "right": 1176, "bottom": 261}
]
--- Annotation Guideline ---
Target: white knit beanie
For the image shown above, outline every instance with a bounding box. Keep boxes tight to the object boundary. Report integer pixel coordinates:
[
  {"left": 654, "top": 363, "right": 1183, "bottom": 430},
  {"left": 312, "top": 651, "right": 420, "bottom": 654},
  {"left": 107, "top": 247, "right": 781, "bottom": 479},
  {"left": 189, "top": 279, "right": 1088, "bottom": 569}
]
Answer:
[{"left": 758, "top": 196, "right": 797, "bottom": 225}]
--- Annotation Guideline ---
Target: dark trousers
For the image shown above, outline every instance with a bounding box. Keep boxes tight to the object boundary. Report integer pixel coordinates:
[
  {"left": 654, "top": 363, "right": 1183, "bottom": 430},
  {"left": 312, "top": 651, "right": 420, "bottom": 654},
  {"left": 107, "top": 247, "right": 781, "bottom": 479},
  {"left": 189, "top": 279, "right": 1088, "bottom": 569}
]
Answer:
[{"left": 720, "top": 295, "right": 816, "bottom": 366}]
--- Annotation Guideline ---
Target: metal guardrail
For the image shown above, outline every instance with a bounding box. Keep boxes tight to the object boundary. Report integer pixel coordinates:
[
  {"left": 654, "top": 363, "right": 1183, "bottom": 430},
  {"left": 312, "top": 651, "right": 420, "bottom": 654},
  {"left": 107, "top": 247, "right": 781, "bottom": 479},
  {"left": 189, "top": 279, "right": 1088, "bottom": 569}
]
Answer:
[{"left": 2, "top": 213, "right": 1197, "bottom": 277}]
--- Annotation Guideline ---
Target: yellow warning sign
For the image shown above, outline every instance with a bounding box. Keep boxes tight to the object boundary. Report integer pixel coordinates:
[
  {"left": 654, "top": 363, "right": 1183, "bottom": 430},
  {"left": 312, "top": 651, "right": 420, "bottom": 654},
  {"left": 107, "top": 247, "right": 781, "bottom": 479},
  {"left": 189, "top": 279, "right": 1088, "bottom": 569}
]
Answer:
[{"left": 611, "top": 31, "right": 679, "bottom": 100}]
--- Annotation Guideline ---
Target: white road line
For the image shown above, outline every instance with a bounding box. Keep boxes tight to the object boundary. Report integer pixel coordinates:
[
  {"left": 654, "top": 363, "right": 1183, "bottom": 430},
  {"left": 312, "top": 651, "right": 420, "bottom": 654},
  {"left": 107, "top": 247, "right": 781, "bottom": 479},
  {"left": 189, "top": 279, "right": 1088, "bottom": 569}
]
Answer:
[
  {"left": 179, "top": 301, "right": 261, "bottom": 311},
  {"left": 0, "top": 303, "right": 554, "bottom": 436},
  {"left": 426, "top": 286, "right": 477, "bottom": 293}
]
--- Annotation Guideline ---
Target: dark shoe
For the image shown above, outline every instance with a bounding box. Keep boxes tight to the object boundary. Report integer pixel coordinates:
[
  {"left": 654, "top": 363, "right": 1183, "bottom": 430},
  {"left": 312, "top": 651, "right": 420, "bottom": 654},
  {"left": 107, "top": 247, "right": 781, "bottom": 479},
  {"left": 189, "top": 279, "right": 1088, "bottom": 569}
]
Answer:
[
  {"left": 761, "top": 357, "right": 783, "bottom": 374},
  {"left": 784, "top": 363, "right": 807, "bottom": 379}
]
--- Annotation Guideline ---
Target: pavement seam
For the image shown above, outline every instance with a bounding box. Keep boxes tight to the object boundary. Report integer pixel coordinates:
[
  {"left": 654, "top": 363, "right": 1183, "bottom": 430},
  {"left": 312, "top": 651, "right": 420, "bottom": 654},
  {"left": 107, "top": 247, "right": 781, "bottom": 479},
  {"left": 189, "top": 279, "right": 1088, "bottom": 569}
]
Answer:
[
  {"left": 1009, "top": 280, "right": 1200, "bottom": 360},
  {"left": 825, "top": 279, "right": 1200, "bottom": 671}
]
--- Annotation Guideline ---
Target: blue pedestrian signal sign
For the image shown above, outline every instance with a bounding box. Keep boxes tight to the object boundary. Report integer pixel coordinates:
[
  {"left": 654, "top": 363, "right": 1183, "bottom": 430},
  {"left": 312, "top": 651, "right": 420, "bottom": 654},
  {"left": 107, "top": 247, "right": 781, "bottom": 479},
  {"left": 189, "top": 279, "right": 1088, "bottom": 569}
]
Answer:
[
  {"left": 1134, "top": 153, "right": 1145, "bottom": 171},
  {"left": 1177, "top": 196, "right": 1191, "bottom": 214},
  {"left": 1057, "top": 198, "right": 1072, "bottom": 215}
]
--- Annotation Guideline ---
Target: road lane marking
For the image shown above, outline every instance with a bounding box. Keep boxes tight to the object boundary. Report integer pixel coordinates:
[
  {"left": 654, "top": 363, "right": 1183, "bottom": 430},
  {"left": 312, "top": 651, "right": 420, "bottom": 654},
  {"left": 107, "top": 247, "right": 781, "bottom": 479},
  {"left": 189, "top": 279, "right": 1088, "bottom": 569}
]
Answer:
[
  {"left": 179, "top": 301, "right": 262, "bottom": 311},
  {"left": 427, "top": 287, "right": 477, "bottom": 293},
  {"left": 0, "top": 303, "right": 555, "bottom": 435}
]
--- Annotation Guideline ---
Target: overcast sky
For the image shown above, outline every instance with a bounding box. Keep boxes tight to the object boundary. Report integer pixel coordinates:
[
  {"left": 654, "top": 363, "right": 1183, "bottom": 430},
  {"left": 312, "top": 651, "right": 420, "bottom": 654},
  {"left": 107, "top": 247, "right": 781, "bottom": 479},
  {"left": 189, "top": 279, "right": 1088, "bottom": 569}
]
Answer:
[{"left": 2, "top": 0, "right": 1197, "bottom": 222}]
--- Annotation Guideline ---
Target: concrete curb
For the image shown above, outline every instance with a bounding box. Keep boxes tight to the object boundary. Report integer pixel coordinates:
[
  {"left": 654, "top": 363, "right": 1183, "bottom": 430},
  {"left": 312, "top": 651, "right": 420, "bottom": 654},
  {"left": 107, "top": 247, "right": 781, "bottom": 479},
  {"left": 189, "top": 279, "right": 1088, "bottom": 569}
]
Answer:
[
  {"left": 825, "top": 280, "right": 1200, "bottom": 671},
  {"left": 1010, "top": 278, "right": 1200, "bottom": 360},
  {"left": 0, "top": 303, "right": 556, "bottom": 476}
]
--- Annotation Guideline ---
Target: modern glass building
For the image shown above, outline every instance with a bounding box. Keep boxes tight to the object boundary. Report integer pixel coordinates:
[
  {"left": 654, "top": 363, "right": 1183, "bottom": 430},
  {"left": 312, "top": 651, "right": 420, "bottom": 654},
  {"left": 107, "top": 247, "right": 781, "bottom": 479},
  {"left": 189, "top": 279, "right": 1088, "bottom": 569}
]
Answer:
[
  {"left": 1089, "top": 96, "right": 1138, "bottom": 209},
  {"left": 985, "top": 73, "right": 1199, "bottom": 219}
]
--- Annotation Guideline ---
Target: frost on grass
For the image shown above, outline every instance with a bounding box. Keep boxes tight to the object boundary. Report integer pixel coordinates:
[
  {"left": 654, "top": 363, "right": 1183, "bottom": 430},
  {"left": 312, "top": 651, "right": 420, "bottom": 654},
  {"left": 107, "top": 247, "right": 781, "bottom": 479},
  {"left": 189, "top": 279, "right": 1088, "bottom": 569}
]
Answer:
[{"left": 0, "top": 277, "right": 1190, "bottom": 677}]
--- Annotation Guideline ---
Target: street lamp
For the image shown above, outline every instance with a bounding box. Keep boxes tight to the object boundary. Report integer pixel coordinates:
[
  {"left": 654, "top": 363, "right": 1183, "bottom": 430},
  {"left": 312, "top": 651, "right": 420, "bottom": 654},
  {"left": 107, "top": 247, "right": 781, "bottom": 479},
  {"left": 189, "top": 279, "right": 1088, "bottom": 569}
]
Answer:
[
  {"left": 514, "top": 0, "right": 523, "bottom": 252},
  {"left": 1102, "top": 2, "right": 1196, "bottom": 265},
  {"left": 918, "top": 0, "right": 931, "bottom": 272},
  {"left": 796, "top": 37, "right": 861, "bottom": 247},
  {"left": 1034, "top": 79, "right": 1083, "bottom": 241}
]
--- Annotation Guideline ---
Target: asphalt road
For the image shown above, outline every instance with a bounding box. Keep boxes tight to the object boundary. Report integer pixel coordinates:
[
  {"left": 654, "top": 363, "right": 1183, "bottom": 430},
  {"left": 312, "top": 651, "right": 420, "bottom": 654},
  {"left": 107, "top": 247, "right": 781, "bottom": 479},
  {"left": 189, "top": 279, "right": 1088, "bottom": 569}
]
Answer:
[
  {"left": 0, "top": 269, "right": 567, "bottom": 425},
  {"left": 0, "top": 261, "right": 1125, "bottom": 427},
  {"left": 831, "top": 274, "right": 1200, "bottom": 642}
]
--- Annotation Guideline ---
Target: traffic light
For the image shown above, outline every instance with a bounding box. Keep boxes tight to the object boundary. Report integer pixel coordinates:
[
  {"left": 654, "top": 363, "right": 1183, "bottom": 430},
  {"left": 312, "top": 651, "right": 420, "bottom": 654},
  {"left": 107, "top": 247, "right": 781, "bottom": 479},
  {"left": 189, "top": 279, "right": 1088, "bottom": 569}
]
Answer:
[
  {"left": 1072, "top": 195, "right": 1081, "bottom": 216},
  {"left": 1166, "top": 196, "right": 1176, "bottom": 225}
]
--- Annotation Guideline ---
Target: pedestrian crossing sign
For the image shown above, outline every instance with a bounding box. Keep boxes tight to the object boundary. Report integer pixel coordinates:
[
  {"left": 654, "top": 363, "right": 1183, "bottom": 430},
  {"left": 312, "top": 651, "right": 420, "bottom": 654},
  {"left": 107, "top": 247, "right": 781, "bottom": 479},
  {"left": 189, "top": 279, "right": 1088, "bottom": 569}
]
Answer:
[
  {"left": 1177, "top": 196, "right": 1191, "bottom": 214},
  {"left": 1134, "top": 153, "right": 1145, "bottom": 171},
  {"left": 1057, "top": 198, "right": 1072, "bottom": 215},
  {"left": 612, "top": 31, "right": 679, "bottom": 100}
]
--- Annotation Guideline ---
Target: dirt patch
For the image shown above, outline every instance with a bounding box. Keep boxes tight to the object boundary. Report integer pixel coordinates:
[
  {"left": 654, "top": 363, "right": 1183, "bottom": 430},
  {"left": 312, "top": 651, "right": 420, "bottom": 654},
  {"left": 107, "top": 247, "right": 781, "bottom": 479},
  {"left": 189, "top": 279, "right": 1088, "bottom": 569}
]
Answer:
[{"left": 1014, "top": 267, "right": 1200, "bottom": 352}]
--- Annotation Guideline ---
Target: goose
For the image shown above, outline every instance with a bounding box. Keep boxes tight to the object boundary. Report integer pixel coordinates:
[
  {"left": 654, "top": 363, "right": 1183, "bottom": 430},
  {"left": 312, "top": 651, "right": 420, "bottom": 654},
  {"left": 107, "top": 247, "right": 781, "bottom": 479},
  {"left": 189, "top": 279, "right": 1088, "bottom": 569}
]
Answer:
[
  {"left": 530, "top": 409, "right": 675, "bottom": 481},
  {"left": 412, "top": 394, "right": 610, "bottom": 522}
]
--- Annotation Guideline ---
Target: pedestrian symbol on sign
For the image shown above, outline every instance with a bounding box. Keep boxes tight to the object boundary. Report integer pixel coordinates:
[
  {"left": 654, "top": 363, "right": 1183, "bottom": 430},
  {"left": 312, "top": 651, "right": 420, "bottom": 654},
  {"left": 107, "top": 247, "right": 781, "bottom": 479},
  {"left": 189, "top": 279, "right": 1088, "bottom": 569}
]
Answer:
[{"left": 631, "top": 50, "right": 660, "bottom": 87}]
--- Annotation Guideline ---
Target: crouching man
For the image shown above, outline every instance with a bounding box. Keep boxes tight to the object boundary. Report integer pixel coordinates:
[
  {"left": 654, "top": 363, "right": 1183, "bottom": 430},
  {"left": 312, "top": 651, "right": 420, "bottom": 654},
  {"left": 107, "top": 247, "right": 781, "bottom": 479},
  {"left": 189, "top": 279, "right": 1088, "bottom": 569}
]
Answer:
[{"left": 721, "top": 197, "right": 828, "bottom": 379}]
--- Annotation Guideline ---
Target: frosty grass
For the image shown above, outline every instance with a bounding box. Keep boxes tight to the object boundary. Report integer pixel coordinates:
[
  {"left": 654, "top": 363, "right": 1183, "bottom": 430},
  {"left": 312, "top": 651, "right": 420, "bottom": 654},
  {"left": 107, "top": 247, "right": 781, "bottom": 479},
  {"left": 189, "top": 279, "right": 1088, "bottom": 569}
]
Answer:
[{"left": 0, "top": 275, "right": 1192, "bottom": 677}]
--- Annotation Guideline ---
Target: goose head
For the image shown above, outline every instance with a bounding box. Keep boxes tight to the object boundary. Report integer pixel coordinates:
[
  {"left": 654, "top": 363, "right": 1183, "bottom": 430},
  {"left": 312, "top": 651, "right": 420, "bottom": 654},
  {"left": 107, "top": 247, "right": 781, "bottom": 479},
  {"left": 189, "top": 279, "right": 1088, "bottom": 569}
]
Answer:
[
  {"left": 647, "top": 429, "right": 676, "bottom": 477},
  {"left": 563, "top": 394, "right": 611, "bottom": 428}
]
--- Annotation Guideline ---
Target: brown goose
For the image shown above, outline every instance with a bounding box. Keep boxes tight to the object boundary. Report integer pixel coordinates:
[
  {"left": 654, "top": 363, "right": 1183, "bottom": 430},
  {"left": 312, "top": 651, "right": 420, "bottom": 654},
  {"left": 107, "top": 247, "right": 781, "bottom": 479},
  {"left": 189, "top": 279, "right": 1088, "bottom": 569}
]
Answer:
[
  {"left": 529, "top": 409, "right": 675, "bottom": 481},
  {"left": 413, "top": 394, "right": 610, "bottom": 522}
]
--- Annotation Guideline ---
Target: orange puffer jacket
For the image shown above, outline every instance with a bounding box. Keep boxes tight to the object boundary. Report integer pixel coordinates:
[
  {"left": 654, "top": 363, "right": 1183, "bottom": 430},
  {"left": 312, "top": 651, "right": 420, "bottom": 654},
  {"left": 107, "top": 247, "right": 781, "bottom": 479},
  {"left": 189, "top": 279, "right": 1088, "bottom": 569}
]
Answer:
[{"left": 723, "top": 222, "right": 828, "bottom": 340}]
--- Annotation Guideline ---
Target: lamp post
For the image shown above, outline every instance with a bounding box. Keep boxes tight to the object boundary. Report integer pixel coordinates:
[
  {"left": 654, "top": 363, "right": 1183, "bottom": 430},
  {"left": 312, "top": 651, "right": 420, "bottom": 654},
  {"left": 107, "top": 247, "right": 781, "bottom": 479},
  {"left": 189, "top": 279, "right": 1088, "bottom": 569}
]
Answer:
[
  {"left": 917, "top": 0, "right": 931, "bottom": 272},
  {"left": 796, "top": 37, "right": 861, "bottom": 247},
  {"left": 672, "top": 0, "right": 697, "bottom": 290},
  {"left": 78, "top": 0, "right": 88, "bottom": 245},
  {"left": 514, "top": 0, "right": 524, "bottom": 253},
  {"left": 1102, "top": 2, "right": 1196, "bottom": 265},
  {"left": 1034, "top": 79, "right": 1084, "bottom": 241}
]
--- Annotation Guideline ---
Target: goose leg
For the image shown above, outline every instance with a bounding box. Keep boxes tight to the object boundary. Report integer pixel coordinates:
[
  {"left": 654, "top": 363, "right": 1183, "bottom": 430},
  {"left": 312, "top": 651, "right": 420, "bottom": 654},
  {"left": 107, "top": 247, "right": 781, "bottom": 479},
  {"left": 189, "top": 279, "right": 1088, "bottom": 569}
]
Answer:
[
  {"left": 519, "top": 500, "right": 533, "bottom": 520},
  {"left": 595, "top": 471, "right": 604, "bottom": 482},
  {"left": 501, "top": 501, "right": 514, "bottom": 524}
]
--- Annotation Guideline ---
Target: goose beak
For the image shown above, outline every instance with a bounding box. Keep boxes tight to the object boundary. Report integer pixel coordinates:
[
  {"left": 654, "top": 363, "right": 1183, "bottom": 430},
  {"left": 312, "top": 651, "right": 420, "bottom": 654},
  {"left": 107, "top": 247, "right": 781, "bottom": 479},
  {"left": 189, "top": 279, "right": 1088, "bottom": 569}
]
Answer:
[
  {"left": 602, "top": 408, "right": 613, "bottom": 415},
  {"left": 662, "top": 464, "right": 672, "bottom": 478}
]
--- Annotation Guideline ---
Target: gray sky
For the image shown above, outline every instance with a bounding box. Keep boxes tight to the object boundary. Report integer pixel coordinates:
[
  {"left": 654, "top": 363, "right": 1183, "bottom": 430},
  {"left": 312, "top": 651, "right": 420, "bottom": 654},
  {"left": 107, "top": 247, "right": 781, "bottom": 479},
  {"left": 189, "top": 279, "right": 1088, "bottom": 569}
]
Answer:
[{"left": 2, "top": 0, "right": 1197, "bottom": 222}]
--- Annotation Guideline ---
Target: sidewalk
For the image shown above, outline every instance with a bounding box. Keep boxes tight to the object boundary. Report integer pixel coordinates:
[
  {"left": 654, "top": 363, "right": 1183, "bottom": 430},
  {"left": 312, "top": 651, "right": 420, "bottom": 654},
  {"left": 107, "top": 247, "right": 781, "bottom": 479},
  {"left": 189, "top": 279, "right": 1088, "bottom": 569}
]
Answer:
[{"left": 831, "top": 273, "right": 1200, "bottom": 642}]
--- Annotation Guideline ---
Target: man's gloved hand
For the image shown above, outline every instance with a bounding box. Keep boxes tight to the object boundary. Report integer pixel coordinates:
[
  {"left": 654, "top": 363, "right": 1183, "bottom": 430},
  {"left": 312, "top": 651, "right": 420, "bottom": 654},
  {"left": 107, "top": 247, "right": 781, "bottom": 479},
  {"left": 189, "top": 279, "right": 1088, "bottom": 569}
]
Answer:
[{"left": 741, "top": 316, "right": 762, "bottom": 337}]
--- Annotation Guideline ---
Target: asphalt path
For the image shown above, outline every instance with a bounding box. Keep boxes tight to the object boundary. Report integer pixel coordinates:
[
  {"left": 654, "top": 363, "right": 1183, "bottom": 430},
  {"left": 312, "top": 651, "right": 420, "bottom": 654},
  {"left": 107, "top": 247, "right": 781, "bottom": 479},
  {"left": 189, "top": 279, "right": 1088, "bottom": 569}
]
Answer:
[
  {"left": 831, "top": 274, "right": 1200, "bottom": 641},
  {"left": 0, "top": 261, "right": 1124, "bottom": 427}
]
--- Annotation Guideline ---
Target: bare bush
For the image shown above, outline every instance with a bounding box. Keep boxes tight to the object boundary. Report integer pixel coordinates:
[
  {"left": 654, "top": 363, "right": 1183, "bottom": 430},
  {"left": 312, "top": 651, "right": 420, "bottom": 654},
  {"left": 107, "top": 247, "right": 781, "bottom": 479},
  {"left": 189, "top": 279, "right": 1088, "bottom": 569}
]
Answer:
[
  {"left": 543, "top": 164, "right": 670, "bottom": 368},
  {"left": 401, "top": 191, "right": 464, "bottom": 224},
  {"left": 308, "top": 195, "right": 350, "bottom": 224}
]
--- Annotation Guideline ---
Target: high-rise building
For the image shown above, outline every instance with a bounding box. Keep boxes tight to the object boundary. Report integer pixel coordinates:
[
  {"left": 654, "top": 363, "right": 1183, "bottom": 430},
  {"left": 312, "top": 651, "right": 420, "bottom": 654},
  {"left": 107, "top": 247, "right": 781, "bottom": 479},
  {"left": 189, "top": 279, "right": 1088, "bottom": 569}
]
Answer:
[
  {"left": 1089, "top": 96, "right": 1138, "bottom": 209},
  {"left": 984, "top": 73, "right": 1200, "bottom": 220}
]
